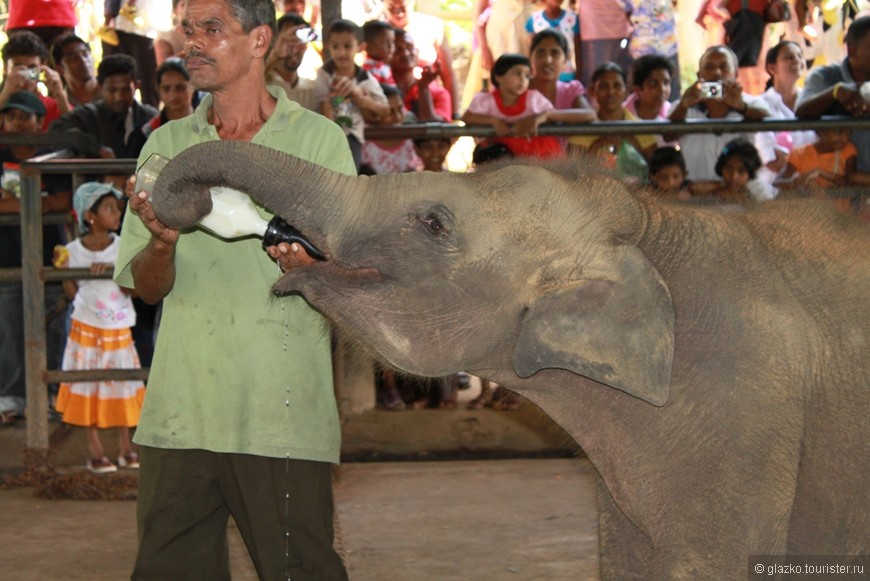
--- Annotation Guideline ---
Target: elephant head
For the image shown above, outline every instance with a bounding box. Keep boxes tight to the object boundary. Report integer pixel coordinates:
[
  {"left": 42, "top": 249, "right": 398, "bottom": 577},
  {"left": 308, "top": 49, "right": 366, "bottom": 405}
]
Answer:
[{"left": 151, "top": 141, "right": 675, "bottom": 405}]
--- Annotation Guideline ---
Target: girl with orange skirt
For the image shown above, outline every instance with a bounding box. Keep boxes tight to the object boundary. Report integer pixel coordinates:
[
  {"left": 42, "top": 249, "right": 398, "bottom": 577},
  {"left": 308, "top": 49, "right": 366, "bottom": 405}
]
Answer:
[{"left": 55, "top": 183, "right": 145, "bottom": 474}]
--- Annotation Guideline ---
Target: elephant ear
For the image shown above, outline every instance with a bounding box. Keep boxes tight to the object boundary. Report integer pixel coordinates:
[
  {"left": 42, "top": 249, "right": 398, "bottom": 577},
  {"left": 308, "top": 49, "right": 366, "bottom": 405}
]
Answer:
[{"left": 513, "top": 245, "right": 674, "bottom": 406}]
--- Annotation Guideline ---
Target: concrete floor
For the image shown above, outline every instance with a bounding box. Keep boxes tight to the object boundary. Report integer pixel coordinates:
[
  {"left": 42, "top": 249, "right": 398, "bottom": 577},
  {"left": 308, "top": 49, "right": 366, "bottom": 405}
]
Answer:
[
  {"left": 0, "top": 386, "right": 598, "bottom": 580},
  {"left": 335, "top": 459, "right": 599, "bottom": 581},
  {"left": 0, "top": 458, "right": 599, "bottom": 580}
]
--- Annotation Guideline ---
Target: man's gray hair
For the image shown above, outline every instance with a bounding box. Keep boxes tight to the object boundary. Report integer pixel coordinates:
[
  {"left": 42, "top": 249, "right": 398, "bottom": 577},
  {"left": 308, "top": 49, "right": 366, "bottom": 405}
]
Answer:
[{"left": 224, "top": 0, "right": 277, "bottom": 40}]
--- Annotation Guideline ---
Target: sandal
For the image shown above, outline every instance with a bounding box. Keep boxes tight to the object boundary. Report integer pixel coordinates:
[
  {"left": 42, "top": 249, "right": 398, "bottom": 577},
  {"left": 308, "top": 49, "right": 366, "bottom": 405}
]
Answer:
[
  {"left": 117, "top": 452, "right": 140, "bottom": 469},
  {"left": 0, "top": 410, "right": 22, "bottom": 427},
  {"left": 86, "top": 457, "right": 118, "bottom": 474}
]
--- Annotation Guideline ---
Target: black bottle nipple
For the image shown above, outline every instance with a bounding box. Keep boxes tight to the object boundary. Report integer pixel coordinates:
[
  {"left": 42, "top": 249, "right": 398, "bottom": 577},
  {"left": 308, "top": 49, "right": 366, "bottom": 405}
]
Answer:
[{"left": 262, "top": 216, "right": 326, "bottom": 261}]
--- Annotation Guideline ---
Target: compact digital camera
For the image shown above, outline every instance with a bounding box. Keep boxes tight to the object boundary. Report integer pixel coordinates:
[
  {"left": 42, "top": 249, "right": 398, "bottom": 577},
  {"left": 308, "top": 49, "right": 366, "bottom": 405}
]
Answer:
[
  {"left": 699, "top": 81, "right": 723, "bottom": 99},
  {"left": 295, "top": 27, "right": 319, "bottom": 43},
  {"left": 20, "top": 68, "right": 41, "bottom": 81}
]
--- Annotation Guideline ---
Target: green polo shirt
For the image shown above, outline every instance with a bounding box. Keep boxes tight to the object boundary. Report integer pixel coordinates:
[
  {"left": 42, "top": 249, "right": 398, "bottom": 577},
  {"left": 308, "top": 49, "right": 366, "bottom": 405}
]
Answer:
[{"left": 115, "top": 88, "right": 355, "bottom": 463}]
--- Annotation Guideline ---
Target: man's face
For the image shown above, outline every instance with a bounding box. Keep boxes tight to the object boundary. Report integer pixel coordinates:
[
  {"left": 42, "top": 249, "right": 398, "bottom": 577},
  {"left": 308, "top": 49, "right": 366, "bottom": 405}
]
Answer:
[
  {"left": 390, "top": 33, "right": 417, "bottom": 73},
  {"left": 101, "top": 73, "right": 137, "bottom": 114},
  {"left": 847, "top": 33, "right": 870, "bottom": 81},
  {"left": 4, "top": 55, "right": 42, "bottom": 92},
  {"left": 698, "top": 48, "right": 736, "bottom": 82},
  {"left": 385, "top": 0, "right": 409, "bottom": 28},
  {"left": 274, "top": 23, "right": 309, "bottom": 72},
  {"left": 182, "top": 0, "right": 268, "bottom": 92},
  {"left": 60, "top": 41, "right": 95, "bottom": 82},
  {"left": 1, "top": 108, "right": 41, "bottom": 133}
]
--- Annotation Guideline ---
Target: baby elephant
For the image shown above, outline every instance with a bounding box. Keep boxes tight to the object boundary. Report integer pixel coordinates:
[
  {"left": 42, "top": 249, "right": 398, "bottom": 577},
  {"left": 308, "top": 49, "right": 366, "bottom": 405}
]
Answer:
[{"left": 151, "top": 141, "right": 870, "bottom": 580}]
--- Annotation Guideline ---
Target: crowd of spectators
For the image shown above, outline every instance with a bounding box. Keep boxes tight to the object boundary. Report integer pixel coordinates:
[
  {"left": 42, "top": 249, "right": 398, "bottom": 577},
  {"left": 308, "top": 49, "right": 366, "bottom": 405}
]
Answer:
[{"left": 1, "top": 0, "right": 870, "bottom": 420}]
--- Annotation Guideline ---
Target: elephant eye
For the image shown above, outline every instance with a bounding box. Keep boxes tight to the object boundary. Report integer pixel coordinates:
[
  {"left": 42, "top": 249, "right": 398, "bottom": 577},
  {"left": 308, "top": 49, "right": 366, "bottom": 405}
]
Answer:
[{"left": 419, "top": 213, "right": 446, "bottom": 235}]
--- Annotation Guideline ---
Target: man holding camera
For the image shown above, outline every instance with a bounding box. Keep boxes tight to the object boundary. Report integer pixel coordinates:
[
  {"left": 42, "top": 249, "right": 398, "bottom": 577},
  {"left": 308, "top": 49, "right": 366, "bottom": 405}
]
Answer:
[
  {"left": 668, "top": 45, "right": 770, "bottom": 186},
  {"left": 0, "top": 30, "right": 70, "bottom": 130},
  {"left": 796, "top": 16, "right": 870, "bottom": 173},
  {"left": 265, "top": 12, "right": 318, "bottom": 111}
]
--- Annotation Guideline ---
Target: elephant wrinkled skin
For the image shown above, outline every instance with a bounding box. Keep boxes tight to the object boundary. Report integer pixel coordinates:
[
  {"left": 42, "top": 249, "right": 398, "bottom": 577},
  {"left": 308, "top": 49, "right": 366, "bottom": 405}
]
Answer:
[{"left": 150, "top": 141, "right": 870, "bottom": 580}]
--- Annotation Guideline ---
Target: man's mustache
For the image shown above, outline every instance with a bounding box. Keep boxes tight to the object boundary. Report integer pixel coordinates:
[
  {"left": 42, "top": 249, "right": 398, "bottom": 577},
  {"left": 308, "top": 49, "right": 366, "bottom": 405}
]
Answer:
[{"left": 184, "top": 50, "right": 215, "bottom": 65}]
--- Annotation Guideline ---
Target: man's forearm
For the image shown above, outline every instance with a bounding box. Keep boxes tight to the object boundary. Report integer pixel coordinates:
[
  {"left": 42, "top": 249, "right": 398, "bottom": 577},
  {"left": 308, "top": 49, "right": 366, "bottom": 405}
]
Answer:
[
  {"left": 795, "top": 87, "right": 836, "bottom": 118},
  {"left": 131, "top": 237, "right": 177, "bottom": 304}
]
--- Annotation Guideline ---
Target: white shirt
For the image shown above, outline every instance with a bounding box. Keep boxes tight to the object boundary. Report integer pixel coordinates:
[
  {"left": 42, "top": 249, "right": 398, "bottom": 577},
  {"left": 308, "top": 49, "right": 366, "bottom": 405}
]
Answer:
[
  {"left": 267, "top": 71, "right": 318, "bottom": 112},
  {"left": 675, "top": 93, "right": 772, "bottom": 182},
  {"left": 67, "top": 234, "right": 137, "bottom": 329},
  {"left": 313, "top": 64, "right": 387, "bottom": 143},
  {"left": 759, "top": 87, "right": 817, "bottom": 156}
]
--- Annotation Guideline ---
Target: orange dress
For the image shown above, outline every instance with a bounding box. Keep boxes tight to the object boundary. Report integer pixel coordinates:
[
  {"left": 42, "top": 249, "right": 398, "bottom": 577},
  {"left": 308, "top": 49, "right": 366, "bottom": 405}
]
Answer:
[
  {"left": 55, "top": 236, "right": 145, "bottom": 428},
  {"left": 787, "top": 142, "right": 857, "bottom": 187}
]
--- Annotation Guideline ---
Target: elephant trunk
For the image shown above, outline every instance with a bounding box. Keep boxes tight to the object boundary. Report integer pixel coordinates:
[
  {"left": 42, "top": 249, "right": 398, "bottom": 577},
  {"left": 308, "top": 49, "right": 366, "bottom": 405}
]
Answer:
[{"left": 150, "top": 140, "right": 357, "bottom": 245}]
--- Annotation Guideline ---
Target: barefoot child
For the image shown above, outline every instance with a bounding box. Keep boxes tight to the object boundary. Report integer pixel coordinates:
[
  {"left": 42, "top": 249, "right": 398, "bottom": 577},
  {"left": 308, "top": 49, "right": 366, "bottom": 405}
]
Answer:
[{"left": 54, "top": 182, "right": 145, "bottom": 474}]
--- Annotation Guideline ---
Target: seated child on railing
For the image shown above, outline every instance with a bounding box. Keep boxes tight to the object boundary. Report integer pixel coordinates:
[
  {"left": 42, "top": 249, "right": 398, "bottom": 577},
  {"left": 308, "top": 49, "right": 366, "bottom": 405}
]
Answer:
[{"left": 461, "top": 53, "right": 563, "bottom": 159}]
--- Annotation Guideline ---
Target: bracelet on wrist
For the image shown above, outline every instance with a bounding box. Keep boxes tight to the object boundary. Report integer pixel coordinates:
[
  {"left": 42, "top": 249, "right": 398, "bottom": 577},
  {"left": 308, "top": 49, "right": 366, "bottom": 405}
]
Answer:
[{"left": 832, "top": 82, "right": 843, "bottom": 100}]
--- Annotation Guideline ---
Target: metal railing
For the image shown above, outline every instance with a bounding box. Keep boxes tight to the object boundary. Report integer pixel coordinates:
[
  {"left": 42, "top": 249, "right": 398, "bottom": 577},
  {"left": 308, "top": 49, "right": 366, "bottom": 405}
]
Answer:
[
  {"left": 364, "top": 115, "right": 870, "bottom": 140},
  {"left": 8, "top": 115, "right": 869, "bottom": 451},
  {"left": 10, "top": 143, "right": 141, "bottom": 450}
]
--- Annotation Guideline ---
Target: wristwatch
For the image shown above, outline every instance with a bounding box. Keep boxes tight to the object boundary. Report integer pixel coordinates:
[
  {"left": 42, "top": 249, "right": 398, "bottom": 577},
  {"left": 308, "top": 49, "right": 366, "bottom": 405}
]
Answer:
[{"left": 832, "top": 82, "right": 844, "bottom": 100}]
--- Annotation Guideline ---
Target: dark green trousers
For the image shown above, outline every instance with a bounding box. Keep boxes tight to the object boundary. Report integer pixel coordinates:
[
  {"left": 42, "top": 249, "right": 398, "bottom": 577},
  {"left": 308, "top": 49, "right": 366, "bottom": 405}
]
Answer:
[{"left": 131, "top": 446, "right": 347, "bottom": 581}]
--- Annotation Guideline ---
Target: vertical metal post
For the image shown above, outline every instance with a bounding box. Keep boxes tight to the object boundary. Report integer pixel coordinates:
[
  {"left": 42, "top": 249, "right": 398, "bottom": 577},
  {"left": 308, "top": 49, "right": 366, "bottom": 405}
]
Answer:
[
  {"left": 20, "top": 169, "right": 48, "bottom": 451},
  {"left": 320, "top": 0, "right": 341, "bottom": 58}
]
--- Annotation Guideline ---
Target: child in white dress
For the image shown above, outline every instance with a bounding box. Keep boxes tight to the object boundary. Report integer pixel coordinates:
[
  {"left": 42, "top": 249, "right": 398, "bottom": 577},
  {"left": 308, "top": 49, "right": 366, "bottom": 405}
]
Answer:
[{"left": 54, "top": 182, "right": 145, "bottom": 474}]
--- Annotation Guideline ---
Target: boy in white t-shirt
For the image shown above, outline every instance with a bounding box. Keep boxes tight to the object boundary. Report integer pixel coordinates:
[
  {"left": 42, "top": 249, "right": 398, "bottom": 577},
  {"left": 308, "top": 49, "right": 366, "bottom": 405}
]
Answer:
[{"left": 314, "top": 19, "right": 390, "bottom": 171}]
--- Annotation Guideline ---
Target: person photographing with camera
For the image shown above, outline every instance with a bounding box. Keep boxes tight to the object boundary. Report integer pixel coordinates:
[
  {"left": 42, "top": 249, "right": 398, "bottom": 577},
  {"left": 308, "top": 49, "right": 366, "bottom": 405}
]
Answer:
[
  {"left": 668, "top": 45, "right": 771, "bottom": 190},
  {"left": 0, "top": 30, "right": 71, "bottom": 130}
]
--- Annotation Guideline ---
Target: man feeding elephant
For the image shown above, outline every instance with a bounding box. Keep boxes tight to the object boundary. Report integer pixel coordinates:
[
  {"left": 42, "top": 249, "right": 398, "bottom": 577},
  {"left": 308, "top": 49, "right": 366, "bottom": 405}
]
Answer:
[
  {"left": 150, "top": 143, "right": 870, "bottom": 578},
  {"left": 113, "top": 0, "right": 354, "bottom": 578}
]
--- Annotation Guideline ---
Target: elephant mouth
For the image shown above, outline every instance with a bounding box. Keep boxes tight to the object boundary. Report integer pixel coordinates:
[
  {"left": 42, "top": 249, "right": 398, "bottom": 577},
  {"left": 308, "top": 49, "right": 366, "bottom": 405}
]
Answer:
[
  {"left": 312, "top": 261, "right": 384, "bottom": 283},
  {"left": 273, "top": 224, "right": 385, "bottom": 289},
  {"left": 276, "top": 258, "right": 385, "bottom": 295}
]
